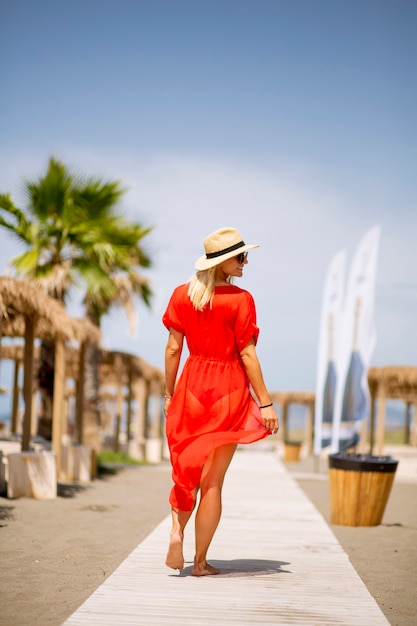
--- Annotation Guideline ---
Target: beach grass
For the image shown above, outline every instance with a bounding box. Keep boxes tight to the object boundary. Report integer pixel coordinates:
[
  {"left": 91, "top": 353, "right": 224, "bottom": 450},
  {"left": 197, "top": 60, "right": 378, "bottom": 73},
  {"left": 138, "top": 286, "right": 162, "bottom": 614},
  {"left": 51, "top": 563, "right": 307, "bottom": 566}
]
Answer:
[
  {"left": 384, "top": 428, "right": 410, "bottom": 445},
  {"left": 97, "top": 450, "right": 146, "bottom": 473}
]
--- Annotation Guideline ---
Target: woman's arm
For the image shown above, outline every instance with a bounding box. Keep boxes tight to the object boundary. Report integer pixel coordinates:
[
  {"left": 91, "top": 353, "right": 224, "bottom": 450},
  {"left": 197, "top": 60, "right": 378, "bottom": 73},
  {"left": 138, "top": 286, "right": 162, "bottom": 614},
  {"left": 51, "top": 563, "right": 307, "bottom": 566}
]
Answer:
[
  {"left": 164, "top": 327, "right": 184, "bottom": 413},
  {"left": 240, "top": 338, "right": 279, "bottom": 434}
]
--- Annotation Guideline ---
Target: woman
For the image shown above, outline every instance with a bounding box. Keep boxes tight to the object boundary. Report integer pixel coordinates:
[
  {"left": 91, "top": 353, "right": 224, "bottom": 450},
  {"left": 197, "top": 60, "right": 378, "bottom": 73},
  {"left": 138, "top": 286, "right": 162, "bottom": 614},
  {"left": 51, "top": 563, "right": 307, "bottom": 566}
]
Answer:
[{"left": 162, "top": 226, "right": 279, "bottom": 576}]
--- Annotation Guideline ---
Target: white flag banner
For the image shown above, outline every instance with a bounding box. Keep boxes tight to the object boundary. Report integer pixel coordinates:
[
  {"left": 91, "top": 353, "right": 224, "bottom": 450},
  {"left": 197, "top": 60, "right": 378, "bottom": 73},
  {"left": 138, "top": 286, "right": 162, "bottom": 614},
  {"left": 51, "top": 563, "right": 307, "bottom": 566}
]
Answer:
[
  {"left": 331, "top": 225, "right": 381, "bottom": 452},
  {"left": 314, "top": 250, "right": 346, "bottom": 455}
]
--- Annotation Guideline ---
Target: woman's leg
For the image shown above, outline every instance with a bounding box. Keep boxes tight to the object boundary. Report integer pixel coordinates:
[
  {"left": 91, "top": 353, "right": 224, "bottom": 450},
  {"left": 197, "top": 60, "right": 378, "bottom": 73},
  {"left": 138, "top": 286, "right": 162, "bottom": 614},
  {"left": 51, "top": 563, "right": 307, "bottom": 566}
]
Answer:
[
  {"left": 192, "top": 443, "right": 237, "bottom": 577},
  {"left": 165, "top": 505, "right": 195, "bottom": 569}
]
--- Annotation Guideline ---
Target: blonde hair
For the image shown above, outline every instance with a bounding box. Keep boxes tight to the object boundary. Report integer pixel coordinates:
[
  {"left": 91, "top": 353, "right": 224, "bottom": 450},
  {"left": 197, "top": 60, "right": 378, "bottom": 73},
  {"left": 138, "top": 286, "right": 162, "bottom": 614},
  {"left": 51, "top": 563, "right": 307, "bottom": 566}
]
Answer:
[{"left": 188, "top": 267, "right": 232, "bottom": 311}]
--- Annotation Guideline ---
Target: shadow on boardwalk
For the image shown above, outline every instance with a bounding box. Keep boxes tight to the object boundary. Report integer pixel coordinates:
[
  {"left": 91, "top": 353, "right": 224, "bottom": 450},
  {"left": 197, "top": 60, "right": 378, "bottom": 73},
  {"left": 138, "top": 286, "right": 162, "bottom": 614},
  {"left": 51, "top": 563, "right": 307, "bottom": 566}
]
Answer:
[{"left": 174, "top": 557, "right": 291, "bottom": 578}]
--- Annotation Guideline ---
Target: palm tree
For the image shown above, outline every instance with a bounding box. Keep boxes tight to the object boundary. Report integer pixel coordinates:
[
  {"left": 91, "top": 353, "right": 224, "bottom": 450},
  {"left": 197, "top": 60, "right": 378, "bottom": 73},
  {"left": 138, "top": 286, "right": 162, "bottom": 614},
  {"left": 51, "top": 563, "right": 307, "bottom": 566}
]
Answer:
[{"left": 0, "top": 157, "right": 153, "bottom": 444}]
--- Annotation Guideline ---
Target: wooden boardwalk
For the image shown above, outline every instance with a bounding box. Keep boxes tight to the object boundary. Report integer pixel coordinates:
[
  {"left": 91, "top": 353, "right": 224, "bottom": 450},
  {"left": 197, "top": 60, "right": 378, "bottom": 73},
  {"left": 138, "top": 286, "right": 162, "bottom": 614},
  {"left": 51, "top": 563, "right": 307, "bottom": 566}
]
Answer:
[{"left": 63, "top": 447, "right": 389, "bottom": 626}]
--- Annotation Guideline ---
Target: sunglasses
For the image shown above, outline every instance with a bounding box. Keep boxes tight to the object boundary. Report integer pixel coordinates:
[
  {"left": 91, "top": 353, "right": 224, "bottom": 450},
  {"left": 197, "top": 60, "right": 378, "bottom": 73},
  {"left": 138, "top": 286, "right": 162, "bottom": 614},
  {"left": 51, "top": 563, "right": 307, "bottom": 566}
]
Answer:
[{"left": 236, "top": 251, "right": 248, "bottom": 264}]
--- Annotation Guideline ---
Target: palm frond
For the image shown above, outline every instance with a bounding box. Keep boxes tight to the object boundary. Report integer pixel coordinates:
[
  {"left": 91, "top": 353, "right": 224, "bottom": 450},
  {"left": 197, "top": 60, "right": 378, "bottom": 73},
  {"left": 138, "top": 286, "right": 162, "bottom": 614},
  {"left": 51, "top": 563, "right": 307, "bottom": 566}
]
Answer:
[
  {"left": 24, "top": 157, "right": 73, "bottom": 220},
  {"left": 72, "top": 181, "right": 126, "bottom": 220},
  {"left": 0, "top": 194, "right": 34, "bottom": 242},
  {"left": 1, "top": 156, "right": 154, "bottom": 324}
]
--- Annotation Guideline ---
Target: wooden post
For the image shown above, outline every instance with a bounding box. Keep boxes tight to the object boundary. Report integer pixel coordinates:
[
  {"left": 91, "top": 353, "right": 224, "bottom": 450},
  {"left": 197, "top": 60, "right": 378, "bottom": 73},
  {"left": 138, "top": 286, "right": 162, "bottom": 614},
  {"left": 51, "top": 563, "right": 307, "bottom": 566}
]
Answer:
[
  {"left": 31, "top": 392, "right": 38, "bottom": 435},
  {"left": 61, "top": 389, "right": 70, "bottom": 443},
  {"left": 52, "top": 337, "right": 65, "bottom": 477},
  {"left": 141, "top": 379, "right": 150, "bottom": 438},
  {"left": 22, "top": 316, "right": 36, "bottom": 452},
  {"left": 11, "top": 358, "right": 21, "bottom": 434},
  {"left": 126, "top": 365, "right": 133, "bottom": 442},
  {"left": 75, "top": 341, "right": 86, "bottom": 444},
  {"left": 369, "top": 391, "right": 376, "bottom": 455},
  {"left": 376, "top": 389, "right": 386, "bottom": 456},
  {"left": 405, "top": 402, "right": 412, "bottom": 445},
  {"left": 114, "top": 360, "right": 124, "bottom": 452},
  {"left": 305, "top": 402, "right": 314, "bottom": 455},
  {"left": 114, "top": 414, "right": 121, "bottom": 452},
  {"left": 281, "top": 401, "right": 288, "bottom": 443}
]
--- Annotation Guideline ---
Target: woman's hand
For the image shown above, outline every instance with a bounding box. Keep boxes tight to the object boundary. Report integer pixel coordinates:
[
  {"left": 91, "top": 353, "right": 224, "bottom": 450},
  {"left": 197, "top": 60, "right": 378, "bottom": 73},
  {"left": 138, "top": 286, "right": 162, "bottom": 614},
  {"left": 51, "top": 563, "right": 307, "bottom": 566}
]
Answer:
[
  {"left": 260, "top": 404, "right": 279, "bottom": 434},
  {"left": 163, "top": 396, "right": 172, "bottom": 416}
]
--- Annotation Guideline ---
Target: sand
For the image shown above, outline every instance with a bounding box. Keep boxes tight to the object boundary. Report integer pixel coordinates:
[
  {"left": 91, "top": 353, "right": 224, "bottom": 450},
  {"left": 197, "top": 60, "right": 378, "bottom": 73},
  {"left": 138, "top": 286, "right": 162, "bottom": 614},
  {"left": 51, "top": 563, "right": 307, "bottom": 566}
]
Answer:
[{"left": 0, "top": 448, "right": 416, "bottom": 626}]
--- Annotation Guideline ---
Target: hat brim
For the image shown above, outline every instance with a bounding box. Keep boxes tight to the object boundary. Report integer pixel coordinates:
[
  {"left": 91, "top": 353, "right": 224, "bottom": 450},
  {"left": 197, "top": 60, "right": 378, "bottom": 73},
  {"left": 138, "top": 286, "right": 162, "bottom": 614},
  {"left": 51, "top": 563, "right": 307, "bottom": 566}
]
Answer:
[{"left": 195, "top": 243, "right": 260, "bottom": 271}]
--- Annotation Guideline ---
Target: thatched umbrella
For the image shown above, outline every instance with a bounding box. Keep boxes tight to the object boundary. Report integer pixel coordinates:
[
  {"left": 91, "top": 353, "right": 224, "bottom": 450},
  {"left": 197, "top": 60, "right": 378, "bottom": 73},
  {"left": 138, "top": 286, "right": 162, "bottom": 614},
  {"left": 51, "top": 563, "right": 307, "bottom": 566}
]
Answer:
[
  {"left": 0, "top": 276, "right": 100, "bottom": 469},
  {"left": 0, "top": 338, "right": 164, "bottom": 461},
  {"left": 367, "top": 366, "right": 417, "bottom": 453},
  {"left": 269, "top": 390, "right": 315, "bottom": 452},
  {"left": 99, "top": 349, "right": 164, "bottom": 456}
]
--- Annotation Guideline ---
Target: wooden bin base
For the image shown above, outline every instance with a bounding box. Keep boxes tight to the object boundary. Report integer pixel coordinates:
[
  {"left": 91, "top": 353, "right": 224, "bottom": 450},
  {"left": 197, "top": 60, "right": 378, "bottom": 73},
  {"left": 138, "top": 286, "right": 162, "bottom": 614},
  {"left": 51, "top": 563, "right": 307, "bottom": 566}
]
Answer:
[
  {"left": 328, "top": 453, "right": 398, "bottom": 527},
  {"left": 284, "top": 442, "right": 302, "bottom": 463}
]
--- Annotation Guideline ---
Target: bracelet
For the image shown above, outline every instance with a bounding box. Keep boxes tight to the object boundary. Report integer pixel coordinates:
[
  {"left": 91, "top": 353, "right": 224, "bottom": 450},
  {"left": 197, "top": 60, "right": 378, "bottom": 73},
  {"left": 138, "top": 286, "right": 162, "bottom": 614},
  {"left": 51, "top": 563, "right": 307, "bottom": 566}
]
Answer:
[
  {"left": 259, "top": 402, "right": 273, "bottom": 409},
  {"left": 164, "top": 395, "right": 172, "bottom": 400}
]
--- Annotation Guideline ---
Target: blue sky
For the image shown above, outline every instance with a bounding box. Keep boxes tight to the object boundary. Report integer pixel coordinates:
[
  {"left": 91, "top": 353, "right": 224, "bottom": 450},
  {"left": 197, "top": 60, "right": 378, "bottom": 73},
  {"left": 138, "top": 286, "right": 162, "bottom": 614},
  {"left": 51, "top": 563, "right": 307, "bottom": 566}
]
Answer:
[{"left": 0, "top": 0, "right": 416, "bottom": 394}]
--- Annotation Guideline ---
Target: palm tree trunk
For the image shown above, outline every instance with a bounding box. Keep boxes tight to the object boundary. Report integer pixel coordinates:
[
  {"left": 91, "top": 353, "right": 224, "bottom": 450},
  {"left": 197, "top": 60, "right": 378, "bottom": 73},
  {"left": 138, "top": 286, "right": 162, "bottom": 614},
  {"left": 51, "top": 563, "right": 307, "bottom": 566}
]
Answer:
[
  {"left": 82, "top": 341, "right": 102, "bottom": 451},
  {"left": 36, "top": 339, "right": 55, "bottom": 440},
  {"left": 82, "top": 309, "right": 102, "bottom": 452}
]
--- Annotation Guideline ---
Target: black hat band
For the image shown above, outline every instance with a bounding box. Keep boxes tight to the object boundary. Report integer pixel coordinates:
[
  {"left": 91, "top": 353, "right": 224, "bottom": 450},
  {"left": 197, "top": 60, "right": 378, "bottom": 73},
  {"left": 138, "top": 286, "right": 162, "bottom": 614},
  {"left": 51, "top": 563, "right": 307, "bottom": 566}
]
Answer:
[{"left": 206, "top": 240, "right": 245, "bottom": 259}]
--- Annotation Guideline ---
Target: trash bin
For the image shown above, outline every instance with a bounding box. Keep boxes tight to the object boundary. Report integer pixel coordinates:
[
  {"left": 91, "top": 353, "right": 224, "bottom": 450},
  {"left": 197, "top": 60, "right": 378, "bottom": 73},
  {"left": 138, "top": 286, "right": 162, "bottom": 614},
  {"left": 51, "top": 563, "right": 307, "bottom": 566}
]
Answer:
[
  {"left": 328, "top": 452, "right": 398, "bottom": 526},
  {"left": 284, "top": 441, "right": 302, "bottom": 462}
]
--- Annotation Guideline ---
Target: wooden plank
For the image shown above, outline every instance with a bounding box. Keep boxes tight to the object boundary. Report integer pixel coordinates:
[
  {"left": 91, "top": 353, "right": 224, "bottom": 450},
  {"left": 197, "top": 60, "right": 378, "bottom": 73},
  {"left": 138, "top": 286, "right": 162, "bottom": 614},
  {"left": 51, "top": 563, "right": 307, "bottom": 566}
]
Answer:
[{"left": 64, "top": 448, "right": 389, "bottom": 626}]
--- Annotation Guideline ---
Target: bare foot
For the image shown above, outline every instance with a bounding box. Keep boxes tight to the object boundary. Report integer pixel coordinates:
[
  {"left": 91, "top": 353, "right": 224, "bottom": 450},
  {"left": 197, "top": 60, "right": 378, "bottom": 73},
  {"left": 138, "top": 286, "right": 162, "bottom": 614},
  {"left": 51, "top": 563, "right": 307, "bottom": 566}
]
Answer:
[
  {"left": 192, "top": 560, "right": 220, "bottom": 577},
  {"left": 165, "top": 533, "right": 184, "bottom": 570}
]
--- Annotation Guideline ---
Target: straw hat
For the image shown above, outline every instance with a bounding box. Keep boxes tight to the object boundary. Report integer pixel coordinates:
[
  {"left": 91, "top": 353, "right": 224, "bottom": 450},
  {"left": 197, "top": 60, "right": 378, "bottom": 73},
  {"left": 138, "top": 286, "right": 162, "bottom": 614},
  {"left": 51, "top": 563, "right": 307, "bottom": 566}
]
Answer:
[{"left": 195, "top": 227, "right": 260, "bottom": 271}]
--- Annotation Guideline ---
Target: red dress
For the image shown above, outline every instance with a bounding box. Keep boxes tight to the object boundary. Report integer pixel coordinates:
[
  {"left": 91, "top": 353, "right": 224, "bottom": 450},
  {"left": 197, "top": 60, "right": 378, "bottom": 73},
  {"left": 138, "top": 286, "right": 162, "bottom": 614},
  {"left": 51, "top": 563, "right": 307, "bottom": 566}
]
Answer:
[{"left": 162, "top": 283, "right": 269, "bottom": 511}]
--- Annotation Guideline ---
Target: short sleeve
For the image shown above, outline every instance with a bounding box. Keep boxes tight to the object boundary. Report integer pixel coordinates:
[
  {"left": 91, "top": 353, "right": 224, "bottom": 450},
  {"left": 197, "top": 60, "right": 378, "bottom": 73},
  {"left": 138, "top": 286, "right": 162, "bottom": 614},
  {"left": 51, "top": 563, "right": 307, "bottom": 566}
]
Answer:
[
  {"left": 162, "top": 286, "right": 185, "bottom": 334},
  {"left": 234, "top": 291, "right": 260, "bottom": 351}
]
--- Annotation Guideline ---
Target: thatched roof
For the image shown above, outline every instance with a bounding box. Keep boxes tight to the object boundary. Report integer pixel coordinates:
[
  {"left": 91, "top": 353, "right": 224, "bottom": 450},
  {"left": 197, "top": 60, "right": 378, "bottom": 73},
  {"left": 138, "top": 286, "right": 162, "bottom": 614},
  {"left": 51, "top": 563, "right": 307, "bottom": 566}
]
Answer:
[
  {"left": 65, "top": 346, "right": 164, "bottom": 387},
  {"left": 100, "top": 350, "right": 165, "bottom": 391},
  {"left": 0, "top": 276, "right": 100, "bottom": 344},
  {"left": 368, "top": 366, "right": 417, "bottom": 401}
]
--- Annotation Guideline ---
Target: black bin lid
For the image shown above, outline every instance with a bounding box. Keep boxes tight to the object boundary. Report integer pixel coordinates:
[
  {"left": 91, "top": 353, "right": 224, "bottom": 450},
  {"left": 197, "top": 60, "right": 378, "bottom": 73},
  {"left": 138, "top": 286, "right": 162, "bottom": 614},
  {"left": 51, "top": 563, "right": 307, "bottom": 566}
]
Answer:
[{"left": 328, "top": 452, "right": 399, "bottom": 473}]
